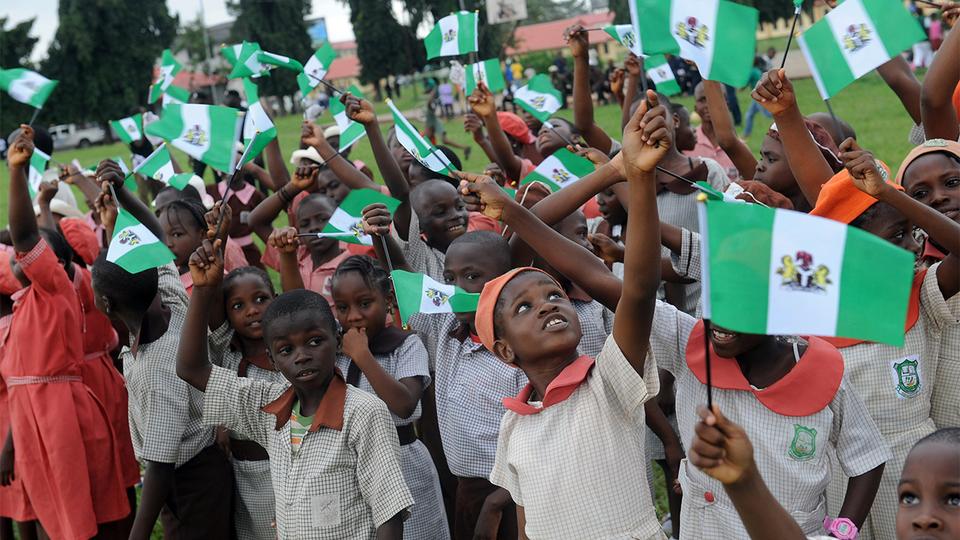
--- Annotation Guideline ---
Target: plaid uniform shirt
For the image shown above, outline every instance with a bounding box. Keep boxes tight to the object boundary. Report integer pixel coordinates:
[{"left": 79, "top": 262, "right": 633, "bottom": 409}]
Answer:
[
  {"left": 121, "top": 263, "right": 213, "bottom": 466},
  {"left": 393, "top": 210, "right": 446, "bottom": 281},
  {"left": 203, "top": 366, "right": 413, "bottom": 539},
  {"left": 931, "top": 287, "right": 960, "bottom": 428},
  {"left": 490, "top": 336, "right": 664, "bottom": 539},
  {"left": 650, "top": 300, "right": 890, "bottom": 537},
  {"left": 573, "top": 299, "right": 614, "bottom": 358},
  {"left": 411, "top": 313, "right": 528, "bottom": 478}
]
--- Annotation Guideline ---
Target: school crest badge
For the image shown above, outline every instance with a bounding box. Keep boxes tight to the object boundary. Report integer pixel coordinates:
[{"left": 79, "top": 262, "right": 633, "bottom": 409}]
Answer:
[
  {"left": 550, "top": 167, "right": 572, "bottom": 185},
  {"left": 842, "top": 23, "right": 872, "bottom": 53},
  {"left": 675, "top": 17, "right": 709, "bottom": 48},
  {"left": 183, "top": 124, "right": 208, "bottom": 147},
  {"left": 443, "top": 29, "right": 457, "bottom": 43},
  {"left": 776, "top": 251, "right": 831, "bottom": 293},
  {"left": 891, "top": 356, "right": 922, "bottom": 398},
  {"left": 117, "top": 230, "right": 142, "bottom": 247},
  {"left": 788, "top": 424, "right": 817, "bottom": 461},
  {"left": 530, "top": 95, "right": 547, "bottom": 110},
  {"left": 425, "top": 288, "right": 450, "bottom": 307}
]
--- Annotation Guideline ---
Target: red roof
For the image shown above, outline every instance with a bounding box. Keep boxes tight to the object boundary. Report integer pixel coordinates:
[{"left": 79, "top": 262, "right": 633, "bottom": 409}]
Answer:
[
  {"left": 173, "top": 70, "right": 224, "bottom": 91},
  {"left": 332, "top": 40, "right": 356, "bottom": 51},
  {"left": 506, "top": 12, "right": 616, "bottom": 55},
  {"left": 328, "top": 54, "right": 360, "bottom": 80}
]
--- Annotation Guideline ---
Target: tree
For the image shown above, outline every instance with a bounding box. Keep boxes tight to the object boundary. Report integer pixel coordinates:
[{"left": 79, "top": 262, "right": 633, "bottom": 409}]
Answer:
[
  {"left": 227, "top": 0, "right": 313, "bottom": 97},
  {"left": 1, "top": 17, "right": 40, "bottom": 134},
  {"left": 608, "top": 0, "right": 631, "bottom": 24},
  {"left": 737, "top": 0, "right": 809, "bottom": 24},
  {"left": 175, "top": 15, "right": 212, "bottom": 70},
  {"left": 41, "top": 0, "right": 177, "bottom": 126},
  {"left": 524, "top": 0, "right": 589, "bottom": 23},
  {"left": 345, "top": 0, "right": 416, "bottom": 94}
]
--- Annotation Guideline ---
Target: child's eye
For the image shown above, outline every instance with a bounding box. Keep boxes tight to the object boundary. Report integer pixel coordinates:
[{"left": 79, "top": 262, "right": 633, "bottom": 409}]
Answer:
[
  {"left": 308, "top": 336, "right": 324, "bottom": 346},
  {"left": 360, "top": 301, "right": 371, "bottom": 308},
  {"left": 516, "top": 302, "right": 530, "bottom": 314},
  {"left": 465, "top": 272, "right": 479, "bottom": 281},
  {"left": 231, "top": 302, "right": 243, "bottom": 310},
  {"left": 255, "top": 295, "right": 269, "bottom": 304},
  {"left": 277, "top": 345, "right": 292, "bottom": 356},
  {"left": 900, "top": 492, "right": 919, "bottom": 506},
  {"left": 442, "top": 274, "right": 455, "bottom": 284},
  {"left": 946, "top": 177, "right": 960, "bottom": 188},
  {"left": 548, "top": 292, "right": 562, "bottom": 301},
  {"left": 947, "top": 494, "right": 960, "bottom": 507},
  {"left": 910, "top": 189, "right": 929, "bottom": 200}
]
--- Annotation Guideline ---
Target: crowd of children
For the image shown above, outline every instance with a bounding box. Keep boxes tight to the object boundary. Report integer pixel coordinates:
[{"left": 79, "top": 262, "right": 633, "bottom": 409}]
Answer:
[{"left": 1, "top": 5, "right": 959, "bottom": 540}]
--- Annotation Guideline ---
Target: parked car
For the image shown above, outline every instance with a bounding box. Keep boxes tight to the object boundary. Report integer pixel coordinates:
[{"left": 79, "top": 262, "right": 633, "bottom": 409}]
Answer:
[{"left": 50, "top": 123, "right": 107, "bottom": 150}]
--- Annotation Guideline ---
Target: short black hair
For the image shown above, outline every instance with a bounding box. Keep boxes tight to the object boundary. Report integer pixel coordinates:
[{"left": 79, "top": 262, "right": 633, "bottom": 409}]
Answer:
[
  {"left": 162, "top": 199, "right": 207, "bottom": 232},
  {"left": 91, "top": 254, "right": 159, "bottom": 316},
  {"left": 413, "top": 146, "right": 462, "bottom": 183},
  {"left": 223, "top": 266, "right": 275, "bottom": 298},
  {"left": 296, "top": 192, "right": 336, "bottom": 220},
  {"left": 158, "top": 184, "right": 202, "bottom": 203},
  {"left": 547, "top": 116, "right": 580, "bottom": 136},
  {"left": 915, "top": 427, "right": 960, "bottom": 447},
  {"left": 848, "top": 202, "right": 884, "bottom": 231},
  {"left": 39, "top": 227, "right": 73, "bottom": 268},
  {"left": 409, "top": 179, "right": 457, "bottom": 215},
  {"left": 261, "top": 289, "right": 338, "bottom": 341},
  {"left": 7, "top": 126, "right": 53, "bottom": 156},
  {"left": 332, "top": 255, "right": 391, "bottom": 298},
  {"left": 449, "top": 231, "right": 512, "bottom": 275}
]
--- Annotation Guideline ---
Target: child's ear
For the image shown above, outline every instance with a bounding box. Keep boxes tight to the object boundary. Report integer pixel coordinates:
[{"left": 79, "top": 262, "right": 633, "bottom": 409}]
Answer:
[{"left": 491, "top": 340, "right": 517, "bottom": 367}]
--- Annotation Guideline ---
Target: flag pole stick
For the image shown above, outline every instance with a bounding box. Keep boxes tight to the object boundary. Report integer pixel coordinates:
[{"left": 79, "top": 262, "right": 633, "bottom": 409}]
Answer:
[
  {"left": 703, "top": 318, "right": 714, "bottom": 410},
  {"left": 212, "top": 139, "right": 256, "bottom": 244},
  {"left": 780, "top": 4, "right": 803, "bottom": 70},
  {"left": 638, "top": 57, "right": 649, "bottom": 95},
  {"left": 107, "top": 183, "right": 124, "bottom": 213},
  {"left": 377, "top": 233, "right": 407, "bottom": 329},
  {"left": 824, "top": 99, "right": 842, "bottom": 143},
  {"left": 28, "top": 107, "right": 41, "bottom": 127}
]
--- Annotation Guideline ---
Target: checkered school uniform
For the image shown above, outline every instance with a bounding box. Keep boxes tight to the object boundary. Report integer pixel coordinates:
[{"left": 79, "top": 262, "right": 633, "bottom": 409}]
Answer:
[
  {"left": 410, "top": 313, "right": 528, "bottom": 479},
  {"left": 393, "top": 210, "right": 446, "bottom": 281},
  {"left": 827, "top": 264, "right": 957, "bottom": 540},
  {"left": 121, "top": 263, "right": 214, "bottom": 466},
  {"left": 931, "top": 290, "right": 960, "bottom": 428},
  {"left": 650, "top": 300, "right": 890, "bottom": 538},
  {"left": 203, "top": 366, "right": 414, "bottom": 539},
  {"left": 573, "top": 299, "right": 614, "bottom": 358},
  {"left": 669, "top": 227, "right": 704, "bottom": 318},
  {"left": 335, "top": 335, "right": 450, "bottom": 539}
]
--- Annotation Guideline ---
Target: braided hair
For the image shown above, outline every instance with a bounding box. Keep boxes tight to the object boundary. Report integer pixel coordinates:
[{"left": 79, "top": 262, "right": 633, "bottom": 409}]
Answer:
[{"left": 331, "top": 255, "right": 392, "bottom": 300}]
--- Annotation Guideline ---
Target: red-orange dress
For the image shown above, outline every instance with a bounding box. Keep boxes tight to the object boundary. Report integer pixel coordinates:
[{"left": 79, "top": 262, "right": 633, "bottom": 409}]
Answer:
[
  {"left": 0, "top": 314, "right": 35, "bottom": 522},
  {"left": 71, "top": 265, "right": 141, "bottom": 487},
  {"left": 0, "top": 241, "right": 128, "bottom": 538}
]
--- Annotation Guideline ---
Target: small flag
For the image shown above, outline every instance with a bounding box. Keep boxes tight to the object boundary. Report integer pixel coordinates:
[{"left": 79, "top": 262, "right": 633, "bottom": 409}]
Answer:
[
  {"left": 110, "top": 114, "right": 144, "bottom": 144},
  {"left": 698, "top": 198, "right": 914, "bottom": 346},
  {"left": 27, "top": 148, "right": 51, "bottom": 199},
  {"left": 520, "top": 148, "right": 596, "bottom": 192},
  {"left": 258, "top": 51, "right": 303, "bottom": 72},
  {"left": 133, "top": 143, "right": 186, "bottom": 188},
  {"left": 465, "top": 58, "right": 506, "bottom": 95},
  {"left": 646, "top": 55, "right": 682, "bottom": 96},
  {"left": 242, "top": 77, "right": 259, "bottom": 104},
  {"left": 390, "top": 269, "right": 480, "bottom": 324},
  {"left": 221, "top": 43, "right": 243, "bottom": 67},
  {"left": 386, "top": 98, "right": 458, "bottom": 177},
  {"left": 228, "top": 42, "right": 271, "bottom": 79},
  {"left": 328, "top": 85, "right": 367, "bottom": 151},
  {"left": 297, "top": 42, "right": 337, "bottom": 96},
  {"left": 146, "top": 103, "right": 243, "bottom": 172},
  {"left": 0, "top": 68, "right": 58, "bottom": 109},
  {"left": 424, "top": 11, "right": 479, "bottom": 59},
  {"left": 632, "top": 0, "right": 758, "bottom": 87},
  {"left": 513, "top": 74, "right": 563, "bottom": 122},
  {"left": 241, "top": 101, "right": 277, "bottom": 165},
  {"left": 148, "top": 49, "right": 182, "bottom": 104},
  {"left": 603, "top": 24, "right": 644, "bottom": 57},
  {"left": 318, "top": 189, "right": 401, "bottom": 246},
  {"left": 798, "top": 0, "right": 925, "bottom": 99},
  {"left": 162, "top": 84, "right": 191, "bottom": 105},
  {"left": 107, "top": 208, "right": 175, "bottom": 273}
]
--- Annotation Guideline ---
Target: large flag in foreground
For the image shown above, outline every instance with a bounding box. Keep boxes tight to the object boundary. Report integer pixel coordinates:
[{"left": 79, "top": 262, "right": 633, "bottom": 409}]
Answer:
[
  {"left": 632, "top": 0, "right": 757, "bottom": 87},
  {"left": 513, "top": 74, "right": 563, "bottom": 122},
  {"left": 146, "top": 104, "right": 242, "bottom": 172},
  {"left": 521, "top": 148, "right": 596, "bottom": 192},
  {"left": 424, "top": 11, "right": 478, "bottom": 59},
  {"left": 386, "top": 99, "right": 458, "bottom": 177},
  {"left": 798, "top": 0, "right": 925, "bottom": 99},
  {"left": 317, "top": 189, "right": 401, "bottom": 246},
  {"left": 148, "top": 50, "right": 182, "bottom": 104},
  {"left": 698, "top": 199, "right": 914, "bottom": 346},
  {"left": 107, "top": 209, "right": 175, "bottom": 273},
  {"left": 391, "top": 270, "right": 480, "bottom": 324},
  {"left": 0, "top": 68, "right": 58, "bottom": 108}
]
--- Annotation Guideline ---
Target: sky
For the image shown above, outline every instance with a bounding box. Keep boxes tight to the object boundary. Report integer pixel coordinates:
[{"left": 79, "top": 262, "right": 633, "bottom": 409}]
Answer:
[{"left": 6, "top": 0, "right": 362, "bottom": 62}]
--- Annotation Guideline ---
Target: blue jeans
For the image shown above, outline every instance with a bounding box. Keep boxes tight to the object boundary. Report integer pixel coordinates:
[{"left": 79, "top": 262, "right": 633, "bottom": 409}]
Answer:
[{"left": 743, "top": 100, "right": 772, "bottom": 137}]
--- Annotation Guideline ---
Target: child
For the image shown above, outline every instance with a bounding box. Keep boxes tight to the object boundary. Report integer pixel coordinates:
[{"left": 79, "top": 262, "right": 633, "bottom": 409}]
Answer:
[
  {"left": 4, "top": 127, "right": 130, "bottom": 538},
  {"left": 175, "top": 243, "right": 413, "bottom": 538},
  {"left": 330, "top": 255, "right": 449, "bottom": 539},
  {"left": 158, "top": 198, "right": 215, "bottom": 295},
  {"left": 90, "top": 161, "right": 233, "bottom": 538},
  {"left": 208, "top": 169, "right": 268, "bottom": 268}
]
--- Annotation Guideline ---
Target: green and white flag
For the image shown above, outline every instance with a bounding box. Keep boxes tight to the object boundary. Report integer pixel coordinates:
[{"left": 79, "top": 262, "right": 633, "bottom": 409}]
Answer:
[
  {"left": 221, "top": 43, "right": 243, "bottom": 67},
  {"left": 390, "top": 270, "right": 480, "bottom": 324},
  {"left": 228, "top": 42, "right": 272, "bottom": 79},
  {"left": 146, "top": 104, "right": 243, "bottom": 172},
  {"left": 424, "top": 11, "right": 478, "bottom": 59},
  {"left": 242, "top": 77, "right": 259, "bottom": 104},
  {"left": 27, "top": 148, "right": 51, "bottom": 199},
  {"left": 386, "top": 98, "right": 458, "bottom": 177},
  {"left": 513, "top": 74, "right": 563, "bottom": 123},
  {"left": 0, "top": 68, "right": 58, "bottom": 109},
  {"left": 132, "top": 143, "right": 189, "bottom": 188},
  {"left": 603, "top": 24, "right": 644, "bottom": 57},
  {"left": 162, "top": 84, "right": 190, "bottom": 106},
  {"left": 111, "top": 156, "right": 130, "bottom": 176},
  {"left": 465, "top": 58, "right": 506, "bottom": 95},
  {"left": 297, "top": 42, "right": 337, "bottom": 95},
  {"left": 148, "top": 49, "right": 182, "bottom": 104},
  {"left": 520, "top": 148, "right": 596, "bottom": 192},
  {"left": 107, "top": 208, "right": 175, "bottom": 274},
  {"left": 698, "top": 199, "right": 914, "bottom": 346},
  {"left": 314, "top": 189, "right": 401, "bottom": 246},
  {"left": 258, "top": 51, "right": 303, "bottom": 72},
  {"left": 632, "top": 0, "right": 758, "bottom": 87},
  {"left": 110, "top": 114, "right": 143, "bottom": 144},
  {"left": 798, "top": 0, "right": 925, "bottom": 100},
  {"left": 646, "top": 55, "right": 681, "bottom": 96},
  {"left": 328, "top": 85, "right": 366, "bottom": 151},
  {"left": 241, "top": 101, "right": 277, "bottom": 165}
]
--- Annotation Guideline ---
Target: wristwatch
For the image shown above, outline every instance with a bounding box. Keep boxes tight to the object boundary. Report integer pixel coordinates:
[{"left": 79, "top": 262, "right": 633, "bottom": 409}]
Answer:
[{"left": 823, "top": 516, "right": 858, "bottom": 539}]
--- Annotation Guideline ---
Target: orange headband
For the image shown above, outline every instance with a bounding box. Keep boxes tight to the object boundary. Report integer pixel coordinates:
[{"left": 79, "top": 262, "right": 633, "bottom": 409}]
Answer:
[
  {"left": 810, "top": 162, "right": 899, "bottom": 224},
  {"left": 475, "top": 267, "right": 556, "bottom": 352},
  {"left": 894, "top": 138, "right": 960, "bottom": 186}
]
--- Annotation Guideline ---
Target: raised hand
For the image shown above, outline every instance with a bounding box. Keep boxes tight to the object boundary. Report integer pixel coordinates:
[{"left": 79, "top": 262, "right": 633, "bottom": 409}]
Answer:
[
  {"left": 204, "top": 201, "right": 231, "bottom": 242},
  {"left": 360, "top": 203, "right": 392, "bottom": 237},
  {"left": 468, "top": 82, "right": 496, "bottom": 119},
  {"left": 290, "top": 164, "right": 319, "bottom": 191},
  {"left": 463, "top": 113, "right": 485, "bottom": 138},
  {"left": 342, "top": 92, "right": 376, "bottom": 126},
  {"left": 624, "top": 54, "right": 642, "bottom": 78},
  {"left": 688, "top": 406, "right": 756, "bottom": 486},
  {"left": 751, "top": 68, "right": 797, "bottom": 116},
  {"left": 268, "top": 226, "right": 299, "bottom": 254},
  {"left": 621, "top": 90, "right": 672, "bottom": 177},
  {"left": 944, "top": 2, "right": 960, "bottom": 26},
  {"left": 37, "top": 179, "right": 59, "bottom": 205},
  {"left": 563, "top": 23, "right": 589, "bottom": 58},
  {"left": 455, "top": 171, "right": 510, "bottom": 221},
  {"left": 341, "top": 327, "right": 371, "bottom": 363},
  {"left": 7, "top": 125, "right": 34, "bottom": 169},
  {"left": 838, "top": 138, "right": 888, "bottom": 197},
  {"left": 589, "top": 233, "right": 625, "bottom": 265},
  {"left": 95, "top": 159, "right": 127, "bottom": 188},
  {"left": 610, "top": 68, "right": 626, "bottom": 99},
  {"left": 94, "top": 181, "right": 119, "bottom": 233},
  {"left": 188, "top": 238, "right": 225, "bottom": 288},
  {"left": 300, "top": 120, "right": 325, "bottom": 149}
]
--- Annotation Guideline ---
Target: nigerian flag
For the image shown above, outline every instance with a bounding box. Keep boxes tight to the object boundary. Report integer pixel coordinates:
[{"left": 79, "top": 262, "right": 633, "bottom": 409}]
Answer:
[
  {"left": 328, "top": 85, "right": 367, "bottom": 151},
  {"left": 465, "top": 58, "right": 506, "bottom": 95},
  {"left": 646, "top": 55, "right": 681, "bottom": 96},
  {"left": 632, "top": 0, "right": 757, "bottom": 87},
  {"left": 0, "top": 68, "right": 58, "bottom": 108},
  {"left": 242, "top": 78, "right": 259, "bottom": 103},
  {"left": 27, "top": 148, "right": 50, "bottom": 199},
  {"left": 698, "top": 198, "right": 914, "bottom": 346},
  {"left": 162, "top": 84, "right": 190, "bottom": 106},
  {"left": 107, "top": 208, "right": 175, "bottom": 274},
  {"left": 111, "top": 114, "right": 143, "bottom": 144},
  {"left": 148, "top": 49, "right": 182, "bottom": 104},
  {"left": 242, "top": 101, "right": 277, "bottom": 165},
  {"left": 391, "top": 270, "right": 480, "bottom": 324},
  {"left": 798, "top": 0, "right": 925, "bottom": 100},
  {"left": 258, "top": 51, "right": 303, "bottom": 72},
  {"left": 387, "top": 98, "right": 457, "bottom": 177},
  {"left": 297, "top": 43, "right": 337, "bottom": 95},
  {"left": 315, "top": 189, "right": 401, "bottom": 246},
  {"left": 228, "top": 42, "right": 271, "bottom": 79},
  {"left": 146, "top": 104, "right": 242, "bottom": 172},
  {"left": 514, "top": 74, "right": 563, "bottom": 122},
  {"left": 521, "top": 148, "right": 595, "bottom": 192},
  {"left": 133, "top": 143, "right": 189, "bottom": 188},
  {"left": 424, "top": 11, "right": 478, "bottom": 59},
  {"left": 604, "top": 24, "right": 644, "bottom": 57}
]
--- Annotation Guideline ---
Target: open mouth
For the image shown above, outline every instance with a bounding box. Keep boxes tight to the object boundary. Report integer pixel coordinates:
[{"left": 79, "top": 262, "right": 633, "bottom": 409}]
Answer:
[
  {"left": 247, "top": 320, "right": 261, "bottom": 329},
  {"left": 447, "top": 222, "right": 466, "bottom": 234},
  {"left": 543, "top": 314, "right": 569, "bottom": 332},
  {"left": 711, "top": 328, "right": 737, "bottom": 345},
  {"left": 295, "top": 368, "right": 321, "bottom": 381}
]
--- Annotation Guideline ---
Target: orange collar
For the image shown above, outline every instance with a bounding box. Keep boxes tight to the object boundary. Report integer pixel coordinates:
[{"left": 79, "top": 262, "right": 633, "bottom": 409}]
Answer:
[
  {"left": 261, "top": 371, "right": 346, "bottom": 432},
  {"left": 822, "top": 269, "right": 926, "bottom": 349},
  {"left": 503, "top": 356, "right": 595, "bottom": 415},
  {"left": 685, "top": 321, "right": 843, "bottom": 417}
]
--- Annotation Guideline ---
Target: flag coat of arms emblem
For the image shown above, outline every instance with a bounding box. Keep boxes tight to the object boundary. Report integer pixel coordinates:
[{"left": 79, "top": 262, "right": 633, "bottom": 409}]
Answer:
[
  {"left": 319, "top": 189, "right": 401, "bottom": 246},
  {"left": 146, "top": 104, "right": 243, "bottom": 172},
  {"left": 521, "top": 148, "right": 596, "bottom": 192},
  {"left": 603, "top": 24, "right": 644, "bottom": 57},
  {"left": 111, "top": 114, "right": 144, "bottom": 144},
  {"left": 788, "top": 425, "right": 817, "bottom": 461},
  {"left": 513, "top": 74, "right": 563, "bottom": 122},
  {"left": 391, "top": 270, "right": 480, "bottom": 324},
  {"left": 891, "top": 356, "right": 922, "bottom": 399}
]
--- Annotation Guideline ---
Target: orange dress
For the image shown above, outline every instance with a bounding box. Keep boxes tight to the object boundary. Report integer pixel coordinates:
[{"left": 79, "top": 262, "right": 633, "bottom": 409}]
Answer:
[
  {"left": 71, "top": 265, "right": 141, "bottom": 488},
  {"left": 1, "top": 241, "right": 128, "bottom": 538},
  {"left": 0, "top": 315, "right": 35, "bottom": 522}
]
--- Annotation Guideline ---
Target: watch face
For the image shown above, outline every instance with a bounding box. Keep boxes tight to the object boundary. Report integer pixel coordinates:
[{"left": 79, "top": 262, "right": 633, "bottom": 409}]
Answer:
[{"left": 836, "top": 522, "right": 852, "bottom": 534}]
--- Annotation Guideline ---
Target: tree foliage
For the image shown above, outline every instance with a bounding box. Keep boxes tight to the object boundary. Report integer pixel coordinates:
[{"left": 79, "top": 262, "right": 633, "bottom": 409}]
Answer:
[
  {"left": 345, "top": 0, "right": 417, "bottom": 85},
  {"left": 41, "top": 0, "right": 177, "bottom": 126},
  {"left": 227, "top": 0, "right": 313, "bottom": 97},
  {"left": 175, "top": 15, "right": 212, "bottom": 69},
  {"left": 736, "top": 0, "right": 809, "bottom": 24},
  {"left": 524, "top": 0, "right": 589, "bottom": 23},
  {"left": 1, "top": 17, "right": 40, "bottom": 134}
]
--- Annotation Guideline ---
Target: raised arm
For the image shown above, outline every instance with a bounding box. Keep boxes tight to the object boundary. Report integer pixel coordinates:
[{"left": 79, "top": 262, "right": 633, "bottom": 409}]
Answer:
[
  {"left": 247, "top": 164, "right": 318, "bottom": 242},
  {"left": 35, "top": 180, "right": 60, "bottom": 230},
  {"left": 6, "top": 126, "right": 41, "bottom": 253},
  {"left": 262, "top": 137, "right": 289, "bottom": 190},
  {"left": 97, "top": 159, "right": 165, "bottom": 241},
  {"left": 61, "top": 164, "right": 102, "bottom": 212},
  {"left": 470, "top": 83, "right": 525, "bottom": 182},
  {"left": 464, "top": 113, "right": 498, "bottom": 163},
  {"left": 920, "top": 5, "right": 960, "bottom": 141},
  {"left": 876, "top": 56, "right": 923, "bottom": 126},
  {"left": 621, "top": 55, "right": 642, "bottom": 132},
  {"left": 175, "top": 239, "right": 225, "bottom": 392},
  {"left": 301, "top": 119, "right": 379, "bottom": 191},
  {"left": 702, "top": 80, "right": 757, "bottom": 178},
  {"left": 528, "top": 152, "right": 625, "bottom": 226},
  {"left": 361, "top": 203, "right": 411, "bottom": 272},
  {"left": 267, "top": 227, "right": 305, "bottom": 292},
  {"left": 566, "top": 24, "right": 613, "bottom": 153}
]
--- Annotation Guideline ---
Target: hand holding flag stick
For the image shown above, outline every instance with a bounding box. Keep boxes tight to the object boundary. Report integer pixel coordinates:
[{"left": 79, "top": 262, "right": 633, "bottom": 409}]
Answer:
[
  {"left": 211, "top": 138, "right": 258, "bottom": 244},
  {"left": 780, "top": 1, "right": 805, "bottom": 70}
]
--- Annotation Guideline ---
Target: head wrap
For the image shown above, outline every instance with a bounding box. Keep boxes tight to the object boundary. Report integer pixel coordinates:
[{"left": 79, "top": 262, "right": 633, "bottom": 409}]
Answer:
[
  {"left": 475, "top": 267, "right": 558, "bottom": 351},
  {"left": 894, "top": 138, "right": 960, "bottom": 186},
  {"left": 497, "top": 112, "right": 537, "bottom": 145}
]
